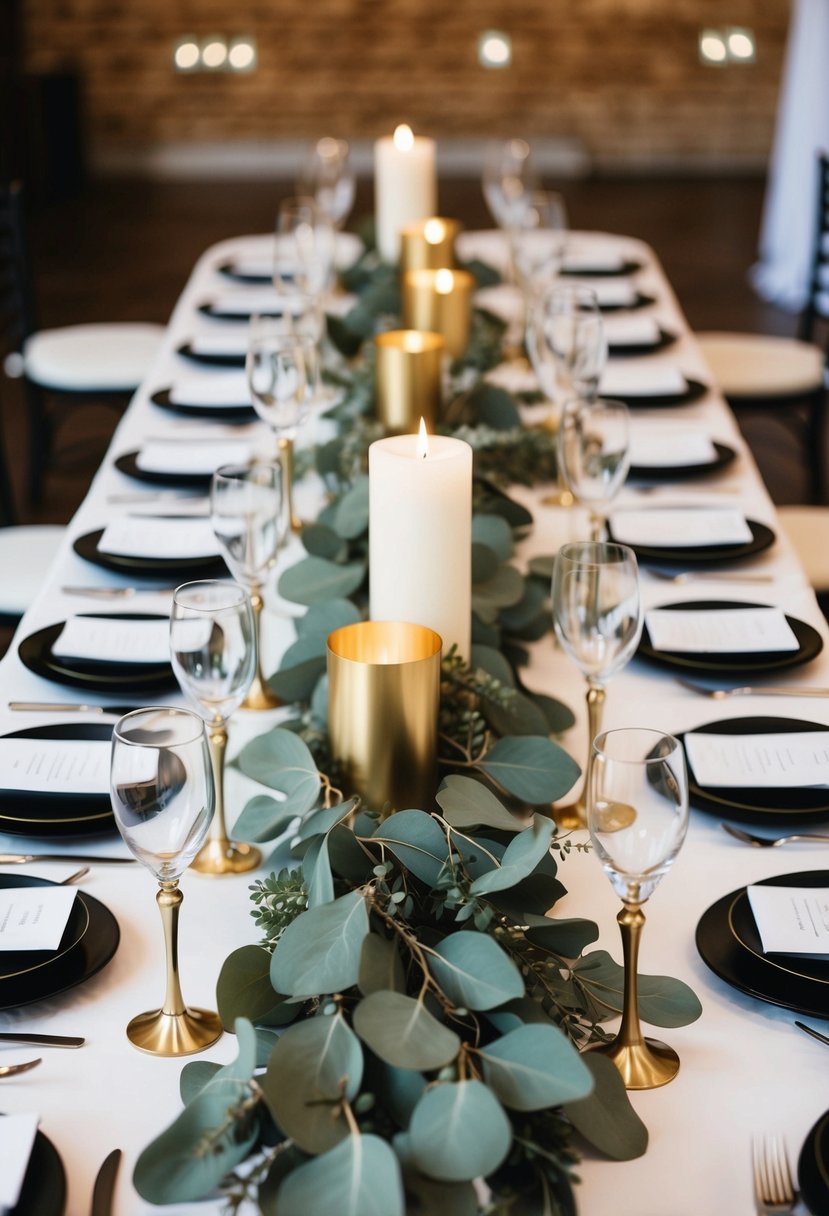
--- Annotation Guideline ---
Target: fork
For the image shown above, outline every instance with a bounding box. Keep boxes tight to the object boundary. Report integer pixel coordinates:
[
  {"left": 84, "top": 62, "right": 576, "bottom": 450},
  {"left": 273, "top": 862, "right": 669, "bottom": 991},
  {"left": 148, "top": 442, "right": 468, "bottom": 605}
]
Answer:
[
  {"left": 61, "top": 586, "right": 177, "bottom": 599},
  {"left": 676, "top": 677, "right": 829, "bottom": 699},
  {"left": 723, "top": 824, "right": 829, "bottom": 848},
  {"left": 649, "top": 569, "right": 775, "bottom": 585},
  {"left": 0, "top": 1058, "right": 42, "bottom": 1078},
  {"left": 752, "top": 1136, "right": 798, "bottom": 1214}
]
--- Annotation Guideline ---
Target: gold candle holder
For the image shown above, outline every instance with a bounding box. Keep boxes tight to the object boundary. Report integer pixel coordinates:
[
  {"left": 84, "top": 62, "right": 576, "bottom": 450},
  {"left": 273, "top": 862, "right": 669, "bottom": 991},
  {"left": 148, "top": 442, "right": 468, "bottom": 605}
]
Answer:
[
  {"left": 402, "top": 268, "right": 475, "bottom": 359},
  {"left": 399, "top": 217, "right": 462, "bottom": 274},
  {"left": 328, "top": 620, "right": 441, "bottom": 813},
  {"left": 375, "top": 329, "right": 444, "bottom": 435}
]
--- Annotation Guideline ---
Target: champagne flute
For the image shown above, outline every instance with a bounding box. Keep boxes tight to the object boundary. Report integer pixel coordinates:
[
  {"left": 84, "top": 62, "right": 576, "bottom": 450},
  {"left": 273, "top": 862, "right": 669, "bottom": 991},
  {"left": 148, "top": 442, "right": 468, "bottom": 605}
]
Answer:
[
  {"left": 510, "top": 189, "right": 569, "bottom": 302},
  {"left": 587, "top": 727, "right": 689, "bottom": 1089},
  {"left": 211, "top": 463, "right": 284, "bottom": 712},
  {"left": 298, "top": 138, "right": 355, "bottom": 231},
  {"left": 246, "top": 319, "right": 313, "bottom": 533},
  {"left": 170, "top": 580, "right": 260, "bottom": 875},
  {"left": 274, "top": 195, "right": 336, "bottom": 304},
  {"left": 558, "top": 397, "right": 631, "bottom": 541},
  {"left": 482, "top": 138, "right": 538, "bottom": 241},
  {"left": 552, "top": 542, "right": 642, "bottom": 827},
  {"left": 110, "top": 706, "right": 222, "bottom": 1055}
]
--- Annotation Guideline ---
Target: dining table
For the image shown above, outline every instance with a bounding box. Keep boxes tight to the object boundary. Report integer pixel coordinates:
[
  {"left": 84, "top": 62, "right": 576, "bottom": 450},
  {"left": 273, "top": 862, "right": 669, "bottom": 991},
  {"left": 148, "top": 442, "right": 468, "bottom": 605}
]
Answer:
[{"left": 0, "top": 220, "right": 827, "bottom": 1216}]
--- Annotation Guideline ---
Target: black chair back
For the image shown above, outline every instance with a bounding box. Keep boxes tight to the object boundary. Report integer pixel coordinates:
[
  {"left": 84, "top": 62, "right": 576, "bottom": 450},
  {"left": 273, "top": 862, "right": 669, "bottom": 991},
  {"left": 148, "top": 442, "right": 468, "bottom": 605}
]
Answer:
[{"left": 800, "top": 152, "right": 829, "bottom": 342}]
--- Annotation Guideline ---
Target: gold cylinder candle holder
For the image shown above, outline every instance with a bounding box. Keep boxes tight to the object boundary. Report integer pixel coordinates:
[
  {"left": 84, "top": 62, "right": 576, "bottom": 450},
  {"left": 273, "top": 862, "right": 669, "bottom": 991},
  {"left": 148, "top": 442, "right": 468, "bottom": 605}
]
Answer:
[
  {"left": 375, "top": 329, "right": 444, "bottom": 435},
  {"left": 402, "top": 268, "right": 475, "bottom": 359},
  {"left": 327, "top": 620, "right": 442, "bottom": 814},
  {"left": 399, "top": 217, "right": 462, "bottom": 274}
]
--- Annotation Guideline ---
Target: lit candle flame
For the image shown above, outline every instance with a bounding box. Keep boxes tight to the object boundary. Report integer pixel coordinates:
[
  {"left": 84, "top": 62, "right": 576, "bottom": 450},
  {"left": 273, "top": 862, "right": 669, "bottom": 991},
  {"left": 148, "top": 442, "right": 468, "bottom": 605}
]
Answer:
[
  {"left": 417, "top": 417, "right": 429, "bottom": 459},
  {"left": 394, "top": 124, "right": 415, "bottom": 152},
  {"left": 424, "top": 218, "right": 445, "bottom": 245},
  {"left": 435, "top": 268, "right": 454, "bottom": 295}
]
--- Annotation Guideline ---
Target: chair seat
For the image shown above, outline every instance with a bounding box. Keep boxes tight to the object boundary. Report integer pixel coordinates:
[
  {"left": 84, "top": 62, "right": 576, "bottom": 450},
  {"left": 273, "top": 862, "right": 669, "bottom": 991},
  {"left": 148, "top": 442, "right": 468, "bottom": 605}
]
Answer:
[
  {"left": 697, "top": 332, "right": 824, "bottom": 398},
  {"left": 0, "top": 525, "right": 64, "bottom": 617},
  {"left": 23, "top": 323, "right": 164, "bottom": 392},
  {"left": 777, "top": 506, "right": 829, "bottom": 591}
]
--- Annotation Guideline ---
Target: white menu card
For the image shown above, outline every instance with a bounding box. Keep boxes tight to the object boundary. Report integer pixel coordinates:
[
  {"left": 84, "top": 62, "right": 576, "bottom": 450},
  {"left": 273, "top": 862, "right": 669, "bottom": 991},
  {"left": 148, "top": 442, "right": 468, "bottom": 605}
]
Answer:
[
  {"left": 0, "top": 738, "right": 110, "bottom": 795},
  {"left": 644, "top": 607, "right": 798, "bottom": 654},
  {"left": 188, "top": 329, "right": 250, "bottom": 357},
  {"left": 52, "top": 616, "right": 172, "bottom": 664},
  {"left": 168, "top": 372, "right": 252, "bottom": 407},
  {"left": 628, "top": 428, "right": 717, "bottom": 468},
  {"left": 602, "top": 315, "right": 662, "bottom": 347},
  {"left": 136, "top": 440, "right": 252, "bottom": 475},
  {"left": 591, "top": 280, "right": 638, "bottom": 308},
  {"left": 98, "top": 516, "right": 220, "bottom": 559},
  {"left": 684, "top": 730, "right": 829, "bottom": 789},
  {"left": 747, "top": 885, "right": 829, "bottom": 957},
  {"left": 208, "top": 289, "right": 300, "bottom": 316},
  {"left": 600, "top": 363, "right": 688, "bottom": 397},
  {"left": 0, "top": 886, "right": 77, "bottom": 951},
  {"left": 609, "top": 508, "right": 753, "bottom": 548},
  {"left": 0, "top": 1113, "right": 39, "bottom": 1211}
]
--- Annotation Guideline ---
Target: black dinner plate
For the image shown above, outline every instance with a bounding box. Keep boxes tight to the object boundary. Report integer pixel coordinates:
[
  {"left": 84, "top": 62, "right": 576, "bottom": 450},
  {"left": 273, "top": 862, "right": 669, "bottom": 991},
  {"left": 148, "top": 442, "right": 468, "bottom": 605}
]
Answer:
[
  {"left": 598, "top": 291, "right": 655, "bottom": 313},
  {"left": 197, "top": 299, "right": 286, "bottom": 323},
  {"left": 628, "top": 441, "right": 737, "bottom": 481},
  {"left": 561, "top": 258, "right": 644, "bottom": 278},
  {"left": 638, "top": 600, "right": 823, "bottom": 677},
  {"left": 607, "top": 327, "right": 677, "bottom": 357},
  {"left": 0, "top": 874, "right": 91, "bottom": 984},
  {"left": 18, "top": 613, "right": 176, "bottom": 693},
  {"left": 680, "top": 715, "right": 829, "bottom": 822},
  {"left": 73, "top": 528, "right": 227, "bottom": 579},
  {"left": 799, "top": 1108, "right": 829, "bottom": 1216},
  {"left": 4, "top": 1119, "right": 66, "bottom": 1216},
  {"left": 114, "top": 450, "right": 212, "bottom": 488},
  {"left": 176, "top": 342, "right": 245, "bottom": 368},
  {"left": 607, "top": 518, "right": 775, "bottom": 566},
  {"left": 150, "top": 388, "right": 256, "bottom": 423},
  {"left": 216, "top": 258, "right": 271, "bottom": 284},
  {"left": 696, "top": 870, "right": 829, "bottom": 1021},
  {"left": 0, "top": 874, "right": 119, "bottom": 1010},
  {"left": 608, "top": 376, "right": 710, "bottom": 408},
  {"left": 0, "top": 723, "right": 114, "bottom": 836}
]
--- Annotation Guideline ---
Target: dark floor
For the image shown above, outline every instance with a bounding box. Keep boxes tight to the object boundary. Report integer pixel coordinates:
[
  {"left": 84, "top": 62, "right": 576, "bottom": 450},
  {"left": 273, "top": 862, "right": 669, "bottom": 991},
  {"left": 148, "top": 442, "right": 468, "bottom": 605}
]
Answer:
[{"left": 2, "top": 172, "right": 809, "bottom": 529}]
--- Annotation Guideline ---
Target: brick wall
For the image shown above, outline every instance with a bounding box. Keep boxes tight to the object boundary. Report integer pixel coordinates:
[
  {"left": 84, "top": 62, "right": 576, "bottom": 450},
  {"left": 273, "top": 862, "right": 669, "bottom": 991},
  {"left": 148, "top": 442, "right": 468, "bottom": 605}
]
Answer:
[{"left": 24, "top": 0, "right": 790, "bottom": 172}]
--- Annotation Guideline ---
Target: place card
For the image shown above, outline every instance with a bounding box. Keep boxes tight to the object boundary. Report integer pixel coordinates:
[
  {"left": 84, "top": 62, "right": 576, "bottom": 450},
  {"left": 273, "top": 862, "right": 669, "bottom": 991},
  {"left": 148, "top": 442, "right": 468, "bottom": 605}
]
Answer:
[
  {"left": 609, "top": 507, "right": 753, "bottom": 548},
  {"left": 168, "top": 372, "right": 252, "bottom": 407},
  {"left": 0, "top": 738, "right": 110, "bottom": 795},
  {"left": 591, "top": 280, "right": 638, "bottom": 308},
  {"left": 684, "top": 730, "right": 829, "bottom": 789},
  {"left": 600, "top": 363, "right": 688, "bottom": 397},
  {"left": 644, "top": 607, "right": 799, "bottom": 654},
  {"left": 52, "top": 616, "right": 172, "bottom": 664},
  {"left": 747, "top": 885, "right": 829, "bottom": 957},
  {"left": 602, "top": 315, "right": 662, "bottom": 347},
  {"left": 98, "top": 516, "right": 220, "bottom": 559},
  {"left": 0, "top": 1113, "right": 39, "bottom": 1211},
  {"left": 187, "top": 329, "right": 251, "bottom": 358},
  {"left": 0, "top": 886, "right": 77, "bottom": 952},
  {"left": 135, "top": 439, "right": 253, "bottom": 475},
  {"left": 628, "top": 428, "right": 717, "bottom": 468}
]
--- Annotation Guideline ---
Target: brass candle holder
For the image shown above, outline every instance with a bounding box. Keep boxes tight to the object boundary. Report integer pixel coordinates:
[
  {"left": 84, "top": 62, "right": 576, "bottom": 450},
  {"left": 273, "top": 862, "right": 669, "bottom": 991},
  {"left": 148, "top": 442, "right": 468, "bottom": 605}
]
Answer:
[
  {"left": 327, "top": 620, "right": 441, "bottom": 813},
  {"left": 375, "top": 329, "right": 444, "bottom": 435},
  {"left": 401, "top": 268, "right": 475, "bottom": 359},
  {"left": 399, "top": 217, "right": 462, "bottom": 274}
]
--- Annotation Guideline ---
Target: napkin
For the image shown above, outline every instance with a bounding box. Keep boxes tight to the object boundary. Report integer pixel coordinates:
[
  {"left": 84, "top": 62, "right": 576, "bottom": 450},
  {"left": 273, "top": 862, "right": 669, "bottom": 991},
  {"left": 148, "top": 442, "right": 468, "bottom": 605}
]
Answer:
[
  {"left": 207, "top": 289, "right": 299, "bottom": 316},
  {"left": 747, "top": 885, "right": 829, "bottom": 957},
  {"left": 187, "top": 329, "right": 250, "bottom": 357},
  {"left": 644, "top": 607, "right": 798, "bottom": 654},
  {"left": 609, "top": 507, "right": 753, "bottom": 548},
  {"left": 684, "top": 729, "right": 829, "bottom": 789},
  {"left": 600, "top": 363, "right": 688, "bottom": 397},
  {"left": 0, "top": 737, "right": 110, "bottom": 795},
  {"left": 590, "top": 280, "right": 639, "bottom": 308},
  {"left": 98, "top": 516, "right": 220, "bottom": 559},
  {"left": 52, "top": 616, "right": 173, "bottom": 664},
  {"left": 602, "top": 315, "right": 662, "bottom": 347},
  {"left": 628, "top": 427, "right": 717, "bottom": 468},
  {"left": 0, "top": 1114, "right": 39, "bottom": 1211},
  {"left": 563, "top": 249, "right": 626, "bottom": 273},
  {"left": 135, "top": 439, "right": 253, "bottom": 475},
  {"left": 168, "top": 372, "right": 253, "bottom": 407},
  {"left": 0, "top": 886, "right": 77, "bottom": 951}
]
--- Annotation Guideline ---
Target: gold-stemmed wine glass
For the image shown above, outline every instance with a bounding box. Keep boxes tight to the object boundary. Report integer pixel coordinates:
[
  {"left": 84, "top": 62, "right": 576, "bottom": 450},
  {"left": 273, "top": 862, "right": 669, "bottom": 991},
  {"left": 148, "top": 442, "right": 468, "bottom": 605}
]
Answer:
[
  {"left": 552, "top": 541, "right": 642, "bottom": 827},
  {"left": 110, "top": 706, "right": 222, "bottom": 1056},
  {"left": 558, "top": 396, "right": 631, "bottom": 541},
  {"left": 210, "top": 461, "right": 285, "bottom": 711},
  {"left": 587, "top": 727, "right": 689, "bottom": 1088},
  {"left": 170, "top": 580, "right": 260, "bottom": 875}
]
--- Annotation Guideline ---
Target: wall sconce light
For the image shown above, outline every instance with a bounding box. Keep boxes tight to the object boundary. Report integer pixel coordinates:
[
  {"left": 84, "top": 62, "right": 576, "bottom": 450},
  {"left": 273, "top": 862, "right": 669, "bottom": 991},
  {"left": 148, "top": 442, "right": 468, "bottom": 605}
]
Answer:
[
  {"left": 201, "top": 36, "right": 228, "bottom": 70},
  {"left": 698, "top": 29, "right": 728, "bottom": 65},
  {"left": 699, "top": 26, "right": 755, "bottom": 66},
  {"left": 173, "top": 37, "right": 201, "bottom": 72},
  {"left": 173, "top": 34, "right": 258, "bottom": 73},
  {"left": 228, "top": 37, "right": 257, "bottom": 72},
  {"left": 478, "top": 30, "right": 512, "bottom": 69},
  {"left": 726, "top": 27, "right": 756, "bottom": 62}
]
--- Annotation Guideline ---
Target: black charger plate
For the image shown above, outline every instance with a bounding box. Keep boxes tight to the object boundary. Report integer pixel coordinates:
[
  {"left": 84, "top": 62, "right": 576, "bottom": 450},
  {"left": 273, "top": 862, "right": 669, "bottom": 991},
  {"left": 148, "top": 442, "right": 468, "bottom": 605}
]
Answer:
[
  {"left": 73, "top": 529, "right": 227, "bottom": 579},
  {"left": 114, "top": 451, "right": 212, "bottom": 488},
  {"left": 638, "top": 600, "right": 822, "bottom": 677},
  {"left": 216, "top": 258, "right": 271, "bottom": 284},
  {"left": 18, "top": 613, "right": 176, "bottom": 693},
  {"left": 0, "top": 723, "right": 114, "bottom": 836},
  {"left": 4, "top": 1121, "right": 66, "bottom": 1216},
  {"left": 561, "top": 258, "right": 644, "bottom": 278},
  {"left": 598, "top": 291, "right": 656, "bottom": 312},
  {"left": 607, "top": 518, "right": 775, "bottom": 566},
  {"left": 696, "top": 870, "right": 829, "bottom": 1020},
  {"left": 607, "top": 327, "right": 677, "bottom": 357},
  {"left": 628, "top": 441, "right": 736, "bottom": 481},
  {"left": 150, "top": 388, "right": 256, "bottom": 423},
  {"left": 799, "top": 1109, "right": 829, "bottom": 1216},
  {"left": 609, "top": 377, "right": 709, "bottom": 408},
  {"left": 176, "top": 342, "right": 245, "bottom": 368},
  {"left": 197, "top": 299, "right": 286, "bottom": 322}
]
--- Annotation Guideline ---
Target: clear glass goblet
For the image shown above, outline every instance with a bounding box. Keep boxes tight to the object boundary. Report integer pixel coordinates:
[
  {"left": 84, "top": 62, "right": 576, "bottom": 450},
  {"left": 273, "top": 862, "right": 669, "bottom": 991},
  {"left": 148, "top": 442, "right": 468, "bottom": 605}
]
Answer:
[
  {"left": 110, "top": 706, "right": 222, "bottom": 1056},
  {"left": 482, "top": 138, "right": 538, "bottom": 250},
  {"left": 298, "top": 138, "right": 355, "bottom": 231},
  {"left": 211, "top": 461, "right": 285, "bottom": 711},
  {"left": 274, "top": 195, "right": 336, "bottom": 303},
  {"left": 587, "top": 727, "right": 689, "bottom": 1089},
  {"left": 558, "top": 397, "right": 631, "bottom": 541},
  {"left": 510, "top": 188, "right": 569, "bottom": 302},
  {"left": 170, "top": 580, "right": 260, "bottom": 875},
  {"left": 552, "top": 541, "right": 643, "bottom": 826}
]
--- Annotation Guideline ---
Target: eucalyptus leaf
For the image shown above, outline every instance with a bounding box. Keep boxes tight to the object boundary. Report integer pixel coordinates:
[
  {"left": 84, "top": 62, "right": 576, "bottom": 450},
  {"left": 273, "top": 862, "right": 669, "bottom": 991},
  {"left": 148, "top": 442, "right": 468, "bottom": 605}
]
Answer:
[
  {"left": 277, "top": 1133, "right": 404, "bottom": 1216},
  {"left": 563, "top": 1053, "right": 648, "bottom": 1160},
  {"left": 470, "top": 815, "right": 554, "bottom": 895},
  {"left": 573, "top": 950, "right": 703, "bottom": 1027},
  {"left": 481, "top": 687, "right": 551, "bottom": 739},
  {"left": 269, "top": 657, "right": 328, "bottom": 704},
  {"left": 179, "top": 1059, "right": 221, "bottom": 1104},
  {"left": 368, "top": 1058, "right": 427, "bottom": 1127},
  {"left": 234, "top": 728, "right": 321, "bottom": 822},
  {"left": 409, "top": 1080, "right": 511, "bottom": 1182},
  {"left": 233, "top": 794, "right": 299, "bottom": 845},
  {"left": 498, "top": 580, "right": 549, "bottom": 639},
  {"left": 436, "top": 774, "right": 526, "bottom": 832},
  {"left": 527, "top": 690, "right": 577, "bottom": 733},
  {"left": 271, "top": 889, "right": 370, "bottom": 998},
  {"left": 353, "top": 991, "right": 461, "bottom": 1070},
  {"left": 333, "top": 475, "right": 370, "bottom": 539},
  {"left": 328, "top": 822, "right": 378, "bottom": 884},
  {"left": 479, "top": 735, "right": 581, "bottom": 804},
  {"left": 295, "top": 797, "right": 359, "bottom": 844},
  {"left": 259, "top": 1145, "right": 311, "bottom": 1216},
  {"left": 469, "top": 644, "right": 515, "bottom": 687},
  {"left": 372, "top": 810, "right": 450, "bottom": 886},
  {"left": 471, "top": 513, "right": 514, "bottom": 561},
  {"left": 477, "top": 1023, "right": 593, "bottom": 1110},
  {"left": 327, "top": 313, "right": 364, "bottom": 358},
  {"left": 278, "top": 632, "right": 329, "bottom": 670},
  {"left": 471, "top": 543, "right": 501, "bottom": 584},
  {"left": 303, "top": 833, "right": 334, "bottom": 908},
  {"left": 525, "top": 917, "right": 600, "bottom": 957},
  {"left": 296, "top": 597, "right": 361, "bottom": 638},
  {"left": 468, "top": 383, "right": 522, "bottom": 431},
  {"left": 528, "top": 554, "right": 555, "bottom": 581},
  {"left": 474, "top": 480, "right": 534, "bottom": 529},
  {"left": 358, "top": 932, "right": 406, "bottom": 996},
  {"left": 470, "top": 614, "right": 501, "bottom": 648},
  {"left": 301, "top": 523, "right": 348, "bottom": 562},
  {"left": 279, "top": 555, "right": 366, "bottom": 606},
  {"left": 471, "top": 564, "right": 525, "bottom": 622},
  {"left": 217, "top": 944, "right": 287, "bottom": 1029},
  {"left": 428, "top": 932, "right": 523, "bottom": 1011},
  {"left": 460, "top": 256, "right": 501, "bottom": 289},
  {"left": 261, "top": 1012, "right": 363, "bottom": 1153}
]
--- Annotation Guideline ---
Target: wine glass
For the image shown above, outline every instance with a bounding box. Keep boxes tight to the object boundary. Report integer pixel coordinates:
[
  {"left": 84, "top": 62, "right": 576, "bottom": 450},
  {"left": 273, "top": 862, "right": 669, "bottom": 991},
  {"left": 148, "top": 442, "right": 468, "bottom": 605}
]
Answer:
[
  {"left": 170, "top": 580, "right": 260, "bottom": 875},
  {"left": 552, "top": 542, "right": 643, "bottom": 827},
  {"left": 110, "top": 706, "right": 222, "bottom": 1056},
  {"left": 210, "top": 463, "right": 285, "bottom": 712},
  {"left": 587, "top": 727, "right": 689, "bottom": 1089},
  {"left": 510, "top": 189, "right": 569, "bottom": 302},
  {"left": 274, "top": 195, "right": 336, "bottom": 304},
  {"left": 482, "top": 138, "right": 538, "bottom": 233},
  {"left": 558, "top": 397, "right": 631, "bottom": 541},
  {"left": 298, "top": 138, "right": 355, "bottom": 231},
  {"left": 246, "top": 318, "right": 314, "bottom": 534}
]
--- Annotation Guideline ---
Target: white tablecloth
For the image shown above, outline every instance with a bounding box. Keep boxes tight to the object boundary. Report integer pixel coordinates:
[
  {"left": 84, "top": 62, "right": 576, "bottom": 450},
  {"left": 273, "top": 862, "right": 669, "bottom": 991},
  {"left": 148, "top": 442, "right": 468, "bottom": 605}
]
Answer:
[{"left": 1, "top": 230, "right": 826, "bottom": 1215}]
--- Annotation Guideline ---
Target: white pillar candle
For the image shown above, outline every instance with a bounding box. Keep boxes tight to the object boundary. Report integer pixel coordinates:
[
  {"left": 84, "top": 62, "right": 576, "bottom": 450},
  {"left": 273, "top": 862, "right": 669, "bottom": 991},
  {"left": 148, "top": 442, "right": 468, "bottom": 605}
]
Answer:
[
  {"left": 374, "top": 125, "right": 437, "bottom": 265},
  {"left": 369, "top": 423, "right": 472, "bottom": 660}
]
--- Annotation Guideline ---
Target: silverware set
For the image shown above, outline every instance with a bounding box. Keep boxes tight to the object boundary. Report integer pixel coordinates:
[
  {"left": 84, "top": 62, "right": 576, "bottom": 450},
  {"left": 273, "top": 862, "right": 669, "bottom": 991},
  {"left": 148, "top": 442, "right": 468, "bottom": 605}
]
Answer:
[
  {"left": 722, "top": 824, "right": 829, "bottom": 849},
  {"left": 677, "top": 677, "right": 829, "bottom": 700}
]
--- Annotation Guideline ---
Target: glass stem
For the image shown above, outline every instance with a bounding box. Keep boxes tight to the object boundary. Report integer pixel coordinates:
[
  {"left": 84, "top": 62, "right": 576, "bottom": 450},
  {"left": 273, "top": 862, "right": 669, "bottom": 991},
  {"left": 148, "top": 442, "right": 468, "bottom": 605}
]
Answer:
[
  {"left": 277, "top": 435, "right": 301, "bottom": 534},
  {"left": 589, "top": 511, "right": 604, "bottom": 542},
  {"left": 616, "top": 900, "right": 646, "bottom": 1049},
  {"left": 206, "top": 719, "right": 228, "bottom": 847},
  {"left": 247, "top": 588, "right": 270, "bottom": 705},
  {"left": 575, "top": 680, "right": 606, "bottom": 818},
  {"left": 157, "top": 882, "right": 186, "bottom": 1017}
]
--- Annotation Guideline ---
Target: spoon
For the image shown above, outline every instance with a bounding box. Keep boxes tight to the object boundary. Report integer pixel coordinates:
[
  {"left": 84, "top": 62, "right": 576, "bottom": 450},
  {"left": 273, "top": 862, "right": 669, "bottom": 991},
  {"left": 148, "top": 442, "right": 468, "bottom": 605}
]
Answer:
[
  {"left": 722, "top": 824, "right": 829, "bottom": 848},
  {"left": 0, "top": 1058, "right": 42, "bottom": 1078}
]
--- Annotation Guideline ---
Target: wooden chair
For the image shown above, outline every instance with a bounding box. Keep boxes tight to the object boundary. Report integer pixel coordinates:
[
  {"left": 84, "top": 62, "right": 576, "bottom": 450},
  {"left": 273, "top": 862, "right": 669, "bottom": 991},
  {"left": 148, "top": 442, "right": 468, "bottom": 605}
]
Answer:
[
  {"left": 1, "top": 179, "right": 164, "bottom": 504},
  {"left": 697, "top": 153, "right": 829, "bottom": 502}
]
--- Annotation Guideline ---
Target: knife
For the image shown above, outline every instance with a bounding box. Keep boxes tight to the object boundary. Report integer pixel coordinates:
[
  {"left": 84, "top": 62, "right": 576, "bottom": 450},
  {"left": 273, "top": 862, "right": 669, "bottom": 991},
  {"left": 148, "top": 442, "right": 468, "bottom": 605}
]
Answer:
[
  {"left": 0, "top": 1032, "right": 84, "bottom": 1047},
  {"left": 91, "top": 1148, "right": 122, "bottom": 1216},
  {"left": 795, "top": 1020, "right": 829, "bottom": 1047},
  {"left": 0, "top": 853, "right": 135, "bottom": 864},
  {"left": 9, "top": 703, "right": 142, "bottom": 716}
]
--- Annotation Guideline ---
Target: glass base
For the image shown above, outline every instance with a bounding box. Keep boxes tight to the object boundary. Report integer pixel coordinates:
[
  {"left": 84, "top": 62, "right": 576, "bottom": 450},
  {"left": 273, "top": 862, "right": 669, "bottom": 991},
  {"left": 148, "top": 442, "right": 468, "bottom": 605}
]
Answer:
[
  {"left": 552, "top": 802, "right": 585, "bottom": 830},
  {"left": 126, "top": 1006, "right": 223, "bottom": 1057},
  {"left": 588, "top": 1036, "right": 680, "bottom": 1089},
  {"left": 191, "top": 838, "right": 262, "bottom": 875},
  {"left": 241, "top": 678, "right": 283, "bottom": 711}
]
